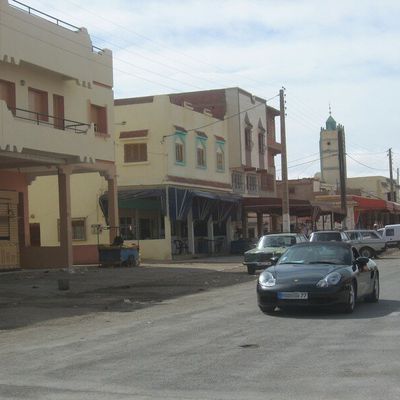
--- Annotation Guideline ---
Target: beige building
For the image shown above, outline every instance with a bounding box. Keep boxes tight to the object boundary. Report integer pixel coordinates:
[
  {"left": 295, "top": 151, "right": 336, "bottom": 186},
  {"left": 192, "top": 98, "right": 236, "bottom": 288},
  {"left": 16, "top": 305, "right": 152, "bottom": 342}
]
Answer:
[
  {"left": 347, "top": 175, "right": 399, "bottom": 201},
  {"left": 0, "top": 0, "right": 118, "bottom": 269},
  {"left": 111, "top": 94, "right": 238, "bottom": 260}
]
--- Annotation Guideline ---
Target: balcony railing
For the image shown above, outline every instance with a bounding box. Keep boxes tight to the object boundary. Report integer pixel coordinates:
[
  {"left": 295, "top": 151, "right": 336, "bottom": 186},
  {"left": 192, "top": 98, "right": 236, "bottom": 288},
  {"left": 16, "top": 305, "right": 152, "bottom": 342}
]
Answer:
[
  {"left": 9, "top": 107, "right": 90, "bottom": 134},
  {"left": 9, "top": 0, "right": 104, "bottom": 54},
  {"left": 10, "top": 0, "right": 80, "bottom": 31}
]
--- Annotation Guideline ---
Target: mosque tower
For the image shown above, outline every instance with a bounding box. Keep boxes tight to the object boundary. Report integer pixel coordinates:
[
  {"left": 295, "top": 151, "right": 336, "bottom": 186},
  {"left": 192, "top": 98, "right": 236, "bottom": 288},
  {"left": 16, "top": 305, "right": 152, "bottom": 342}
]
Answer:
[{"left": 319, "top": 107, "right": 347, "bottom": 187}]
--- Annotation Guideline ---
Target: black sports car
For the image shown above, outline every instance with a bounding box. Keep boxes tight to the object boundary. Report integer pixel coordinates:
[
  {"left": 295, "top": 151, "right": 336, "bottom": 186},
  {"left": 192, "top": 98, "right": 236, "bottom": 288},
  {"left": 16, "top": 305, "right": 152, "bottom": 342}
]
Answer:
[{"left": 257, "top": 242, "right": 379, "bottom": 314}]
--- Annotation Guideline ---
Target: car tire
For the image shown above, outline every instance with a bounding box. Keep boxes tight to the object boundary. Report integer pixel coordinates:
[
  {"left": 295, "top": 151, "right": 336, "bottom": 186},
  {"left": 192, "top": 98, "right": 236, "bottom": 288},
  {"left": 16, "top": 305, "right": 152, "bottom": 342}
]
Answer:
[
  {"left": 359, "top": 247, "right": 375, "bottom": 259},
  {"left": 365, "top": 275, "right": 379, "bottom": 303},
  {"left": 247, "top": 266, "right": 256, "bottom": 275},
  {"left": 260, "top": 305, "right": 275, "bottom": 314},
  {"left": 343, "top": 282, "right": 356, "bottom": 314}
]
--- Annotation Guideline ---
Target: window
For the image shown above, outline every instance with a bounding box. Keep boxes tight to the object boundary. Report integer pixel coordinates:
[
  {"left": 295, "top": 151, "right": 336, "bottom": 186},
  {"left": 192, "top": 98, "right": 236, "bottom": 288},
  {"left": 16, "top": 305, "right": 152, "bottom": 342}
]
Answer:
[
  {"left": 386, "top": 228, "right": 394, "bottom": 237},
  {"left": 258, "top": 133, "right": 265, "bottom": 154},
  {"left": 0, "top": 79, "right": 16, "bottom": 112},
  {"left": 28, "top": 87, "right": 48, "bottom": 122},
  {"left": 72, "top": 219, "right": 86, "bottom": 240},
  {"left": 232, "top": 171, "right": 244, "bottom": 192},
  {"left": 174, "top": 131, "right": 187, "bottom": 165},
  {"left": 0, "top": 203, "right": 10, "bottom": 240},
  {"left": 90, "top": 104, "right": 107, "bottom": 134},
  {"left": 175, "top": 136, "right": 185, "bottom": 164},
  {"left": 361, "top": 231, "right": 380, "bottom": 239},
  {"left": 245, "top": 126, "right": 252, "bottom": 150},
  {"left": 57, "top": 218, "right": 86, "bottom": 241},
  {"left": 196, "top": 140, "right": 206, "bottom": 168},
  {"left": 124, "top": 143, "right": 148, "bottom": 163},
  {"left": 246, "top": 174, "right": 258, "bottom": 193},
  {"left": 216, "top": 144, "right": 225, "bottom": 171}
]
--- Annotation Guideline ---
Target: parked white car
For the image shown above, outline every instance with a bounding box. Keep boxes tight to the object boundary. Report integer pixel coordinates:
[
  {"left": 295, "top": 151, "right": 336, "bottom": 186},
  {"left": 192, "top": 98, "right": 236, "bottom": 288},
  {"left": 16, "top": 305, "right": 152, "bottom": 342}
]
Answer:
[{"left": 381, "top": 224, "right": 400, "bottom": 248}]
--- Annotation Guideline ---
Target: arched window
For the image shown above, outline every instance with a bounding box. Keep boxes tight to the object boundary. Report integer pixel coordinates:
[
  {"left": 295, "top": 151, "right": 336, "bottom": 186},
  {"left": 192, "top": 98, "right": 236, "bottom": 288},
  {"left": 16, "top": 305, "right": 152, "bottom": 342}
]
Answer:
[
  {"left": 216, "top": 144, "right": 225, "bottom": 171},
  {"left": 196, "top": 139, "right": 206, "bottom": 168}
]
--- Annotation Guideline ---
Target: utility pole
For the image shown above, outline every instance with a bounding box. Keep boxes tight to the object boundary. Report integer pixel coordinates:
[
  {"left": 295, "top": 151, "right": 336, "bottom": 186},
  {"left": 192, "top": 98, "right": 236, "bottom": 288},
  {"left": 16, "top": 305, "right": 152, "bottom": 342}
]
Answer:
[
  {"left": 280, "top": 88, "right": 290, "bottom": 232},
  {"left": 388, "top": 148, "right": 395, "bottom": 202},
  {"left": 337, "top": 126, "right": 347, "bottom": 228}
]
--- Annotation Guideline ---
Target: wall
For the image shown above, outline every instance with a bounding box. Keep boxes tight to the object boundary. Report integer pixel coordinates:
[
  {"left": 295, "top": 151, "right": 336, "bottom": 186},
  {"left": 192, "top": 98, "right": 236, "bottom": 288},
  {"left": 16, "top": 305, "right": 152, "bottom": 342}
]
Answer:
[{"left": 28, "top": 172, "right": 109, "bottom": 247}]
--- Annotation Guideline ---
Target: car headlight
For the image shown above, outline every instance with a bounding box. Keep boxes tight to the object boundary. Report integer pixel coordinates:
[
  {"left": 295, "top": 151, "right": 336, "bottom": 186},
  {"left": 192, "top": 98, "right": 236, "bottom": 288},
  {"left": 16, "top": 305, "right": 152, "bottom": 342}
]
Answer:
[
  {"left": 316, "top": 272, "right": 342, "bottom": 288},
  {"left": 259, "top": 271, "right": 276, "bottom": 288}
]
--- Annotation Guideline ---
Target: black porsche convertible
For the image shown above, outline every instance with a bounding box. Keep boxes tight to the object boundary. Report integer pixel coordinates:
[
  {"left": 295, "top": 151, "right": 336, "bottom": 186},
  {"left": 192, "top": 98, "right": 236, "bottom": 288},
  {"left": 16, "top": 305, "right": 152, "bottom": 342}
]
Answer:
[{"left": 257, "top": 242, "right": 379, "bottom": 314}]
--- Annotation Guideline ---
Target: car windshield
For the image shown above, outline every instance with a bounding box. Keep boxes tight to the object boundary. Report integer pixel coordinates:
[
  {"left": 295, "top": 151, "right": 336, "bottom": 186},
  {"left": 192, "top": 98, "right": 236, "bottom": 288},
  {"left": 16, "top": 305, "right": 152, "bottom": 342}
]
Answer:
[
  {"left": 278, "top": 244, "right": 352, "bottom": 265},
  {"left": 257, "top": 235, "right": 297, "bottom": 249}
]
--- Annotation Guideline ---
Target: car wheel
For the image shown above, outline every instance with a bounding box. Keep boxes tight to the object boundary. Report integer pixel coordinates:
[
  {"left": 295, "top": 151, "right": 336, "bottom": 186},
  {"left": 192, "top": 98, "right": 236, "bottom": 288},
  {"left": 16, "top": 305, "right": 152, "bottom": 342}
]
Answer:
[
  {"left": 260, "top": 305, "right": 275, "bottom": 314},
  {"left": 343, "top": 282, "right": 356, "bottom": 313},
  {"left": 247, "top": 266, "right": 256, "bottom": 275},
  {"left": 365, "top": 275, "right": 379, "bottom": 303},
  {"left": 359, "top": 247, "right": 374, "bottom": 258}
]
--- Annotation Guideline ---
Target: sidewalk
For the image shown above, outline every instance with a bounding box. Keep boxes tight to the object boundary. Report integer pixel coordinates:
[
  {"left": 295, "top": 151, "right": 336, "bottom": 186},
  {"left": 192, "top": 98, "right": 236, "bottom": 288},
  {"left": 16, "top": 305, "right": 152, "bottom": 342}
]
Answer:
[{"left": 0, "top": 257, "right": 252, "bottom": 331}]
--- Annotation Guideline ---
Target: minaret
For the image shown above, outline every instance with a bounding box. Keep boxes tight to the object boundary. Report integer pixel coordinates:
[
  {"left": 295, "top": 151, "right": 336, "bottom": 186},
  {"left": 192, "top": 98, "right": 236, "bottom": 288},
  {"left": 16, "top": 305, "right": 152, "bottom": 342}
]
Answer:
[{"left": 319, "top": 107, "right": 346, "bottom": 186}]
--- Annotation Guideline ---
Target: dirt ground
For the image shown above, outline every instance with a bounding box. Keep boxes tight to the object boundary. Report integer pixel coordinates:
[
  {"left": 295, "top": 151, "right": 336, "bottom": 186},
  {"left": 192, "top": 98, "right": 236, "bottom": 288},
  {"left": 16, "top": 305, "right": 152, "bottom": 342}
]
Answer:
[{"left": 0, "top": 258, "right": 254, "bottom": 330}]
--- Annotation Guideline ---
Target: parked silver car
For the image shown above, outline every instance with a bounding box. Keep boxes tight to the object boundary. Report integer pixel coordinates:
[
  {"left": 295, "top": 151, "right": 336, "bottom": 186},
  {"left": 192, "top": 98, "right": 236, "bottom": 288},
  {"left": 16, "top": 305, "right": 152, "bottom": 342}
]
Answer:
[
  {"left": 345, "top": 230, "right": 386, "bottom": 258},
  {"left": 309, "top": 230, "right": 351, "bottom": 242}
]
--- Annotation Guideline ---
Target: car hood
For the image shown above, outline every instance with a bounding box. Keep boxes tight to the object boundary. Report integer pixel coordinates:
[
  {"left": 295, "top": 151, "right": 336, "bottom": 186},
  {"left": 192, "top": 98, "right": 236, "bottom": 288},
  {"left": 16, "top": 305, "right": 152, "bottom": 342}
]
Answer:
[
  {"left": 267, "top": 263, "right": 346, "bottom": 285},
  {"left": 245, "top": 246, "right": 287, "bottom": 255}
]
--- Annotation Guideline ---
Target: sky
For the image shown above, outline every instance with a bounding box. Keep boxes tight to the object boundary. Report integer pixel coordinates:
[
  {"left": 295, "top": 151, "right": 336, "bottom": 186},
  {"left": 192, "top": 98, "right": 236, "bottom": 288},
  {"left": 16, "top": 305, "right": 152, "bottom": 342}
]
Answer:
[{"left": 18, "top": 0, "right": 400, "bottom": 180}]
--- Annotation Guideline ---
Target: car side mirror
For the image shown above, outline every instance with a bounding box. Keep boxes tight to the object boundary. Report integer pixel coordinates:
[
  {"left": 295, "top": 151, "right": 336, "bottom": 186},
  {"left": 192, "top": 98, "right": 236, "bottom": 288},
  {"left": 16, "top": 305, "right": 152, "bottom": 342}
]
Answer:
[{"left": 271, "top": 256, "right": 279, "bottom": 265}]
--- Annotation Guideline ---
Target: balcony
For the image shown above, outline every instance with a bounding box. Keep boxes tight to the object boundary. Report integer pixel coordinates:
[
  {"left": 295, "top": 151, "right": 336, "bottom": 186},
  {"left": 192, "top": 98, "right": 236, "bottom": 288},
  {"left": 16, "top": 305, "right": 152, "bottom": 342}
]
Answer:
[{"left": 0, "top": 102, "right": 114, "bottom": 165}]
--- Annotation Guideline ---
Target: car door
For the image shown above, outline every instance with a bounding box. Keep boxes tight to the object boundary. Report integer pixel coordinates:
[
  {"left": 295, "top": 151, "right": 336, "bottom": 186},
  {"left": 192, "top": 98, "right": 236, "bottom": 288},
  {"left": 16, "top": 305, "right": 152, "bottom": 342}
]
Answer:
[{"left": 352, "top": 247, "right": 369, "bottom": 297}]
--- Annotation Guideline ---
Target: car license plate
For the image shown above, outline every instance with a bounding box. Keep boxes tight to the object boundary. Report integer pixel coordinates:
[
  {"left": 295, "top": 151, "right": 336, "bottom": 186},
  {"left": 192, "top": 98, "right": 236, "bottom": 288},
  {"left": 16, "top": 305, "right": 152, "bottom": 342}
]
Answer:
[{"left": 277, "top": 292, "right": 308, "bottom": 300}]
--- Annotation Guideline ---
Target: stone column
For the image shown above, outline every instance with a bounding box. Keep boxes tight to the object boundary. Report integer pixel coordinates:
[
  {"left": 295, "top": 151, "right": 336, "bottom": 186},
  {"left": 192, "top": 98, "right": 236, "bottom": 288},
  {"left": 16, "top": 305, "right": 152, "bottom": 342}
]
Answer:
[
  {"left": 58, "top": 167, "right": 73, "bottom": 269},
  {"left": 207, "top": 216, "right": 214, "bottom": 253},
  {"left": 187, "top": 209, "right": 195, "bottom": 254},
  {"left": 226, "top": 216, "right": 233, "bottom": 251},
  {"left": 242, "top": 211, "right": 248, "bottom": 238},
  {"left": 257, "top": 212, "right": 263, "bottom": 238},
  {"left": 107, "top": 175, "right": 119, "bottom": 243}
]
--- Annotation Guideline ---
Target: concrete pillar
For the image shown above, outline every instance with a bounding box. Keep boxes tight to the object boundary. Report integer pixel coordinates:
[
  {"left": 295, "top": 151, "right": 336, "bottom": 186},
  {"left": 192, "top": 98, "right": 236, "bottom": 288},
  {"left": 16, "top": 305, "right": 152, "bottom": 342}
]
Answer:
[
  {"left": 187, "top": 209, "right": 195, "bottom": 254},
  {"left": 207, "top": 216, "right": 214, "bottom": 253},
  {"left": 107, "top": 176, "right": 119, "bottom": 243},
  {"left": 226, "top": 216, "right": 233, "bottom": 251},
  {"left": 257, "top": 212, "right": 263, "bottom": 238},
  {"left": 164, "top": 214, "right": 172, "bottom": 259},
  {"left": 58, "top": 168, "right": 73, "bottom": 269},
  {"left": 242, "top": 211, "right": 248, "bottom": 238}
]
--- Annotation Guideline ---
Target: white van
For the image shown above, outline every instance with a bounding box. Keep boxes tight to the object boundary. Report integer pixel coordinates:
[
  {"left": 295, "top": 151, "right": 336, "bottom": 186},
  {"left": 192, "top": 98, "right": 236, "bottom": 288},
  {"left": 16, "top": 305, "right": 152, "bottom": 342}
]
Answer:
[{"left": 382, "top": 224, "right": 400, "bottom": 248}]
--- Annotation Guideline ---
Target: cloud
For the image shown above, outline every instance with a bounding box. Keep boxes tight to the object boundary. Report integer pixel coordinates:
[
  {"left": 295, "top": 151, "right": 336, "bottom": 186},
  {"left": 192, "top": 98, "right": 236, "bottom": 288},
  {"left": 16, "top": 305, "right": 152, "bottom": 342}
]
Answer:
[{"left": 23, "top": 0, "right": 400, "bottom": 178}]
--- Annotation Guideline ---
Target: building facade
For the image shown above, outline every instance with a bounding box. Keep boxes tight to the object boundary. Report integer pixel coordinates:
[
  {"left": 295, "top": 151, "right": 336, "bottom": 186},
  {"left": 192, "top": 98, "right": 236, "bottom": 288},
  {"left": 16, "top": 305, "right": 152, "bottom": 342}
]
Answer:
[
  {"left": 111, "top": 94, "right": 239, "bottom": 259},
  {"left": 0, "top": 0, "right": 118, "bottom": 269}
]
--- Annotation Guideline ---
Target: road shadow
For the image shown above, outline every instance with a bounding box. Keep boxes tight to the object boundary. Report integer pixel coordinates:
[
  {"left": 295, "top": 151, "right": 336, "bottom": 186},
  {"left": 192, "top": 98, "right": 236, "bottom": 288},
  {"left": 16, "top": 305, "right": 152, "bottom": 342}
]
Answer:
[
  {"left": 267, "top": 299, "right": 400, "bottom": 320},
  {"left": 0, "top": 265, "right": 254, "bottom": 330}
]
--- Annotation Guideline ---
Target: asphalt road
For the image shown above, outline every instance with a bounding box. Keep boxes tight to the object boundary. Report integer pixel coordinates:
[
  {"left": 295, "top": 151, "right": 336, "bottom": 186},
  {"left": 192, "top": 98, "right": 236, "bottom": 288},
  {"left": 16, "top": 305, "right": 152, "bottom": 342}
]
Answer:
[{"left": 1, "top": 256, "right": 400, "bottom": 400}]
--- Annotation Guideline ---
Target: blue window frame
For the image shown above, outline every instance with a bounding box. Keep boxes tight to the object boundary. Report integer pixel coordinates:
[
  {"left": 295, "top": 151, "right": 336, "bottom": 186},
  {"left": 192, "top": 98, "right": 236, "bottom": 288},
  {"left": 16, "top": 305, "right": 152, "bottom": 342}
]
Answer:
[{"left": 174, "top": 131, "right": 186, "bottom": 165}]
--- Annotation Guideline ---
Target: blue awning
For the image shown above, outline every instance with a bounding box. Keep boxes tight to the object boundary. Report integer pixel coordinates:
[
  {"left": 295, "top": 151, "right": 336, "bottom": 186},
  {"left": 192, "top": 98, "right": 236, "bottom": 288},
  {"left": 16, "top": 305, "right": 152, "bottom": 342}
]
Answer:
[{"left": 100, "top": 187, "right": 241, "bottom": 222}]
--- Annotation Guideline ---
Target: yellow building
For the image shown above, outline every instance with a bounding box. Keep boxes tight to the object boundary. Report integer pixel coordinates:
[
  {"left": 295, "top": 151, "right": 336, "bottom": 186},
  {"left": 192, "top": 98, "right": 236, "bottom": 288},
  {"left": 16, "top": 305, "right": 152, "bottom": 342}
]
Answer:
[
  {"left": 111, "top": 94, "right": 239, "bottom": 260},
  {"left": 1, "top": 0, "right": 118, "bottom": 269}
]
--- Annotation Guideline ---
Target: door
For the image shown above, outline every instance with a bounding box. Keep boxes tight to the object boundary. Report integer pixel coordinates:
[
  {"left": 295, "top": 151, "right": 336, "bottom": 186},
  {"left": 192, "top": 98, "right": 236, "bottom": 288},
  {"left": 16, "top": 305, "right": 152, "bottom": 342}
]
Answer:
[
  {"left": 28, "top": 88, "right": 48, "bottom": 122},
  {"left": 29, "top": 223, "right": 41, "bottom": 247},
  {"left": 53, "top": 94, "right": 65, "bottom": 129}
]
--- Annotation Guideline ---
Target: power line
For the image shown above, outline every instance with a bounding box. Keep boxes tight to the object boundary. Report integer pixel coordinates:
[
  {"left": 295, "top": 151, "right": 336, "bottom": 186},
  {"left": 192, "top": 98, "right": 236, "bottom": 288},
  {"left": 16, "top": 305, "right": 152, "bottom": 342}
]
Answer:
[{"left": 346, "top": 153, "right": 389, "bottom": 172}]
